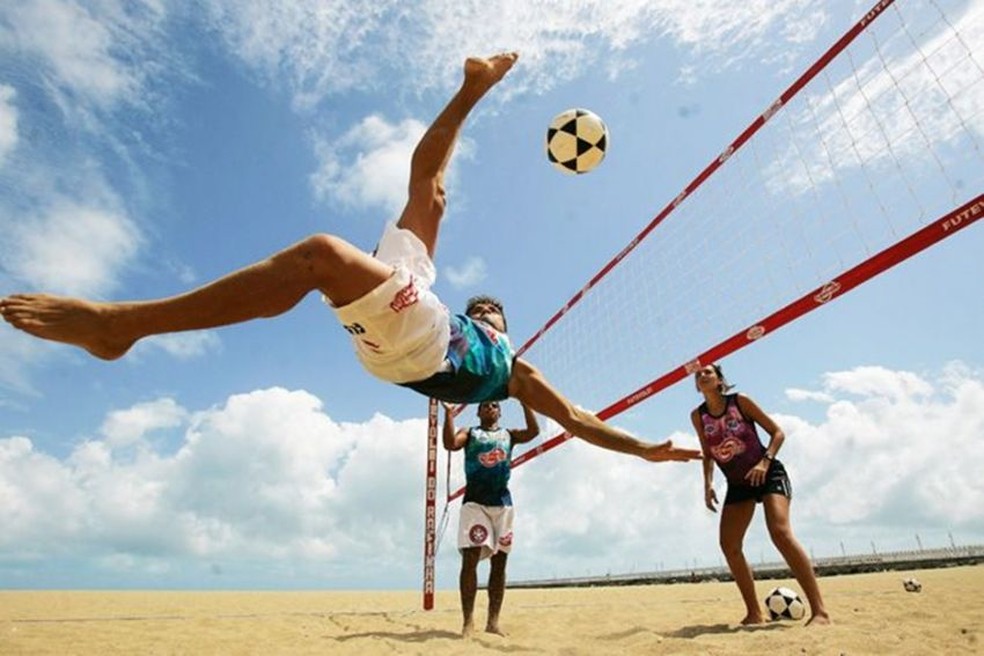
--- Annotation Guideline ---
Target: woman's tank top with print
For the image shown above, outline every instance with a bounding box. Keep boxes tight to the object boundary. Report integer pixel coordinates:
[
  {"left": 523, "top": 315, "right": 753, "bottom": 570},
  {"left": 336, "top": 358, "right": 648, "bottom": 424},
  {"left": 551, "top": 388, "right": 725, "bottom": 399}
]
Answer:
[{"left": 698, "top": 394, "right": 765, "bottom": 485}]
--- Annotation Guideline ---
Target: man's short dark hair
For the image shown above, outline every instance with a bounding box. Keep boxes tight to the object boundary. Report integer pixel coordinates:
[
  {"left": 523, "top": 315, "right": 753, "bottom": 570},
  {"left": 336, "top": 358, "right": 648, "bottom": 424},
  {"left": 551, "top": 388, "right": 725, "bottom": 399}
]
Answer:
[{"left": 465, "top": 295, "right": 507, "bottom": 331}]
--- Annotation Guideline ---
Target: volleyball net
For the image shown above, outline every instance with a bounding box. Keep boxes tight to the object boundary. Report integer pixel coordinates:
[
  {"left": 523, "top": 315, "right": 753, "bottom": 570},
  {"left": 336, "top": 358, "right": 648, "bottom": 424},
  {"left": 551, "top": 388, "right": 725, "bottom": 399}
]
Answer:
[{"left": 423, "top": 0, "right": 984, "bottom": 609}]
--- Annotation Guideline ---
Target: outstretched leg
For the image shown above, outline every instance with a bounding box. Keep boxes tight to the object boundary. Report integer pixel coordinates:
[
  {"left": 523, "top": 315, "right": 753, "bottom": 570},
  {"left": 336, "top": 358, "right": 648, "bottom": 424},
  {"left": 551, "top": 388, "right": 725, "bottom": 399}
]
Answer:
[
  {"left": 1, "top": 52, "right": 520, "bottom": 361},
  {"left": 397, "top": 52, "right": 518, "bottom": 258},
  {"left": 0, "top": 234, "right": 390, "bottom": 360}
]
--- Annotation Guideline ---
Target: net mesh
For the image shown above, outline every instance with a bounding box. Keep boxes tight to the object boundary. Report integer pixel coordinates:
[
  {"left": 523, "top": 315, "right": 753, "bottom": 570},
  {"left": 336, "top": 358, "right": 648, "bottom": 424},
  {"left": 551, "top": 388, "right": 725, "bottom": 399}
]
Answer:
[{"left": 518, "top": 0, "right": 983, "bottom": 418}]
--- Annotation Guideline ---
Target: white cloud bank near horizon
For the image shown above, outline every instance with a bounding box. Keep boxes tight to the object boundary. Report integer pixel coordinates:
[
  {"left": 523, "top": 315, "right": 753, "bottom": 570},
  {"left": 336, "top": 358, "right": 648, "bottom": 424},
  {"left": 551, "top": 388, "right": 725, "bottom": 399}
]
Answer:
[{"left": 1, "top": 362, "right": 981, "bottom": 588}]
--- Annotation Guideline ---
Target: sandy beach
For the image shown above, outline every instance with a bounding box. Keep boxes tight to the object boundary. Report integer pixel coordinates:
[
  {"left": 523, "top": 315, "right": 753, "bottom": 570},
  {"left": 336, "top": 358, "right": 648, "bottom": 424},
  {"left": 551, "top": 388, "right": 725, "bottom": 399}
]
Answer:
[{"left": 1, "top": 565, "right": 980, "bottom": 655}]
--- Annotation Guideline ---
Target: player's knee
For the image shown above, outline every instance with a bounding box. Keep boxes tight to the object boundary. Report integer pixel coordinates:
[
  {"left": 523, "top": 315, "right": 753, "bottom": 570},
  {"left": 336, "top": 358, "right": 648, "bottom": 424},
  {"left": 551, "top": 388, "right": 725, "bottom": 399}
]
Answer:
[
  {"left": 719, "top": 537, "right": 744, "bottom": 557},
  {"left": 269, "top": 233, "right": 353, "bottom": 291},
  {"left": 295, "top": 233, "right": 348, "bottom": 268},
  {"left": 768, "top": 525, "right": 794, "bottom": 548}
]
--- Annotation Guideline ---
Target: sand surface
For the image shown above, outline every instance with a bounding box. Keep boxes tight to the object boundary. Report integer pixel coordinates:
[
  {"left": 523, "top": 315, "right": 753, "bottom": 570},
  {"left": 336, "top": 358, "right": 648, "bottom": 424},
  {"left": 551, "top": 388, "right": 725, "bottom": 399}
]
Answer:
[{"left": 1, "top": 565, "right": 980, "bottom": 655}]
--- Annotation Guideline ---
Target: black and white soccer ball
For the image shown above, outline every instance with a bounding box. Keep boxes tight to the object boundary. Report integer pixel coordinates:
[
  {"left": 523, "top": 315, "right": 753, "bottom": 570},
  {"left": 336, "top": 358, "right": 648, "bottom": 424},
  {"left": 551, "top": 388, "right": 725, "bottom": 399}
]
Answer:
[
  {"left": 765, "top": 586, "right": 806, "bottom": 621},
  {"left": 546, "top": 108, "right": 608, "bottom": 175},
  {"left": 903, "top": 577, "right": 923, "bottom": 593}
]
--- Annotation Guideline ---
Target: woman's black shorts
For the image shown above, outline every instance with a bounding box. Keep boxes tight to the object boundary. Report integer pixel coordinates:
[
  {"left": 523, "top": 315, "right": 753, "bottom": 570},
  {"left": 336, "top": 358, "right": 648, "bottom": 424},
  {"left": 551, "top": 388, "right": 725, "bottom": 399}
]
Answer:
[{"left": 724, "top": 459, "right": 792, "bottom": 505}]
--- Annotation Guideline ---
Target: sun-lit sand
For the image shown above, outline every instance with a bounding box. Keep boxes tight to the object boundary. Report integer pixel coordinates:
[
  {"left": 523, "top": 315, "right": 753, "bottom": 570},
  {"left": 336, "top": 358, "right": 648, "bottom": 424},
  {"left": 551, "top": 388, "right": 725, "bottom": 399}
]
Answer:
[{"left": 1, "top": 565, "right": 980, "bottom": 655}]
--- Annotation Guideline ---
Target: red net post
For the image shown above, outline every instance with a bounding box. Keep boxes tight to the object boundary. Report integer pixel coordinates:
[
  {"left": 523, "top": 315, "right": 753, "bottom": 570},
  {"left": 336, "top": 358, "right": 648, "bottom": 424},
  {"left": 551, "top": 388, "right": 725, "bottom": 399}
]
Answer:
[{"left": 422, "top": 397, "right": 438, "bottom": 610}]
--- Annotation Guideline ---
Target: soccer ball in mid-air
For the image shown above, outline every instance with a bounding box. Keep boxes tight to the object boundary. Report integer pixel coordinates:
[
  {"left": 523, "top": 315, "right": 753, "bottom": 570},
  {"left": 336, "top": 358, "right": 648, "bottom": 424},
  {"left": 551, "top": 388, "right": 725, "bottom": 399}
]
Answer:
[
  {"left": 765, "top": 586, "right": 806, "bottom": 621},
  {"left": 903, "top": 577, "right": 923, "bottom": 592},
  {"left": 546, "top": 108, "right": 608, "bottom": 175}
]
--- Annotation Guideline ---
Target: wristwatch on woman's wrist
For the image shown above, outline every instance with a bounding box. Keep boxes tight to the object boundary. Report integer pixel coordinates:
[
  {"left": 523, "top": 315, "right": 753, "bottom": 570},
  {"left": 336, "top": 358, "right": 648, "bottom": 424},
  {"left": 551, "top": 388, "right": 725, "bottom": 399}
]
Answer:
[{"left": 762, "top": 452, "right": 774, "bottom": 461}]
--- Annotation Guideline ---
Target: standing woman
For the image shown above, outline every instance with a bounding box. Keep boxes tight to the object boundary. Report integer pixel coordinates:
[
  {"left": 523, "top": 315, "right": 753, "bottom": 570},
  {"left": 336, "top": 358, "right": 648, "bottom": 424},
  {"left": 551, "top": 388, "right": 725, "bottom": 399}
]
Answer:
[{"left": 691, "top": 363, "right": 830, "bottom": 626}]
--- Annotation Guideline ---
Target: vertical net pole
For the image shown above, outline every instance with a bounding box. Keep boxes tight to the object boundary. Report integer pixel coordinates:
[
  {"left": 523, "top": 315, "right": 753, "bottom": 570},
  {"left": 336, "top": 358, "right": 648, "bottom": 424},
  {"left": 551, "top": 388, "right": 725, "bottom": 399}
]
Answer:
[{"left": 422, "top": 397, "right": 438, "bottom": 610}]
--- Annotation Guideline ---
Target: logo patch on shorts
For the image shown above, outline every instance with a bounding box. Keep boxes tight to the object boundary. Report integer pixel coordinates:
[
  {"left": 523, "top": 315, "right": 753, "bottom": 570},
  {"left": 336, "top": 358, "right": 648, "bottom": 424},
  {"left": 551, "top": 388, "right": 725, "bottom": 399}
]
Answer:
[
  {"left": 389, "top": 276, "right": 420, "bottom": 312},
  {"left": 469, "top": 525, "right": 488, "bottom": 545},
  {"left": 498, "top": 531, "right": 513, "bottom": 547}
]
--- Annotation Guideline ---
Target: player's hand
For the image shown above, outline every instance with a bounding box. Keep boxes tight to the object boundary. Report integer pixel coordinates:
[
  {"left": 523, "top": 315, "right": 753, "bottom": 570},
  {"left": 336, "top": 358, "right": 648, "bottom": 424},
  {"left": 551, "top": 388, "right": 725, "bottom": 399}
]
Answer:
[
  {"left": 704, "top": 486, "right": 719, "bottom": 513},
  {"left": 744, "top": 460, "right": 770, "bottom": 486},
  {"left": 640, "top": 440, "right": 703, "bottom": 463}
]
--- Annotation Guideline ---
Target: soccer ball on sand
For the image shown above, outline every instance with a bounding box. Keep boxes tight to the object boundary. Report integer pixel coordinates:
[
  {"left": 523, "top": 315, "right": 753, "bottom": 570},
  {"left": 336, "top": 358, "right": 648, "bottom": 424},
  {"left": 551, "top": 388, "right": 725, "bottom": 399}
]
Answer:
[
  {"left": 546, "top": 108, "right": 608, "bottom": 175},
  {"left": 765, "top": 586, "right": 806, "bottom": 621},
  {"left": 903, "top": 577, "right": 923, "bottom": 592}
]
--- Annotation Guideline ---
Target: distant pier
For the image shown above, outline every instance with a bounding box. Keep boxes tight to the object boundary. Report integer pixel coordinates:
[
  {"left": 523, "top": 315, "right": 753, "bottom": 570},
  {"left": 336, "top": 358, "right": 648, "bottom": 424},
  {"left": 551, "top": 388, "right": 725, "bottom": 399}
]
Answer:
[{"left": 509, "top": 545, "right": 984, "bottom": 589}]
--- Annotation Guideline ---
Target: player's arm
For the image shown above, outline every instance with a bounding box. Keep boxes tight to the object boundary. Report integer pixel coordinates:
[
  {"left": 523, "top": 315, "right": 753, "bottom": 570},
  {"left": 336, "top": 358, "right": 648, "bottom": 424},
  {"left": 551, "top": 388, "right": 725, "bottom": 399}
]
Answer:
[
  {"left": 736, "top": 393, "right": 784, "bottom": 487},
  {"left": 508, "top": 358, "right": 701, "bottom": 462},
  {"left": 509, "top": 403, "right": 540, "bottom": 445},
  {"left": 736, "top": 393, "right": 784, "bottom": 458},
  {"left": 691, "top": 409, "right": 719, "bottom": 512},
  {"left": 441, "top": 402, "right": 470, "bottom": 451}
]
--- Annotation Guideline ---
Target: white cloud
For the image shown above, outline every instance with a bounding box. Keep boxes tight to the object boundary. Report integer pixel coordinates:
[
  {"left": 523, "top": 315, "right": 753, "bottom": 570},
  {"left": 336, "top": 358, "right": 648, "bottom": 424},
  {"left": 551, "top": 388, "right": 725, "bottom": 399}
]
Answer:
[
  {"left": 651, "top": 0, "right": 824, "bottom": 65},
  {"left": 444, "top": 256, "right": 488, "bottom": 289},
  {"left": 0, "top": 85, "right": 17, "bottom": 165},
  {"left": 130, "top": 332, "right": 223, "bottom": 361},
  {"left": 510, "top": 438, "right": 706, "bottom": 575},
  {"left": 5, "top": 198, "right": 142, "bottom": 297},
  {"left": 0, "top": 2, "right": 175, "bottom": 305},
  {"left": 0, "top": 0, "right": 169, "bottom": 111},
  {"left": 786, "top": 363, "right": 984, "bottom": 534},
  {"left": 820, "top": 365, "right": 934, "bottom": 402},
  {"left": 0, "top": 330, "right": 49, "bottom": 399},
  {"left": 0, "top": 387, "right": 427, "bottom": 581},
  {"left": 204, "top": 0, "right": 827, "bottom": 108},
  {"left": 1, "top": 364, "right": 983, "bottom": 586},
  {"left": 310, "top": 115, "right": 424, "bottom": 214},
  {"left": 785, "top": 387, "right": 834, "bottom": 403},
  {"left": 99, "top": 398, "right": 190, "bottom": 449},
  {"left": 310, "top": 113, "right": 477, "bottom": 219}
]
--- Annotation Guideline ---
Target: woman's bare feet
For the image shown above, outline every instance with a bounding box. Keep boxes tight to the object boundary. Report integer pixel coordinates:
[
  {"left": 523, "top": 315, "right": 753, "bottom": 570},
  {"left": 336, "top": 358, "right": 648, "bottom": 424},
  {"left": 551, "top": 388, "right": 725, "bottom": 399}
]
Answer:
[
  {"left": 0, "top": 294, "right": 135, "bottom": 360},
  {"left": 739, "top": 612, "right": 765, "bottom": 626},
  {"left": 805, "top": 612, "right": 831, "bottom": 626}
]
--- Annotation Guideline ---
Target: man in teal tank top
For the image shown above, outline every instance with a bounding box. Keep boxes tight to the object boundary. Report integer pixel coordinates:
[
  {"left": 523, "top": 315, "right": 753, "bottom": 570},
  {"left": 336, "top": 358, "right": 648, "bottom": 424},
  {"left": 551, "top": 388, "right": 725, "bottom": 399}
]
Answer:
[{"left": 443, "top": 399, "right": 539, "bottom": 636}]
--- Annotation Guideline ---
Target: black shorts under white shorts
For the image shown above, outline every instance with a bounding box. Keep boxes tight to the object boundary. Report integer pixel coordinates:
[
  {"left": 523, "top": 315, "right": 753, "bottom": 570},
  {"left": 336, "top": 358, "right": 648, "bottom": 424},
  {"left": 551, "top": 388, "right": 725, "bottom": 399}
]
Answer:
[{"left": 724, "top": 459, "right": 792, "bottom": 505}]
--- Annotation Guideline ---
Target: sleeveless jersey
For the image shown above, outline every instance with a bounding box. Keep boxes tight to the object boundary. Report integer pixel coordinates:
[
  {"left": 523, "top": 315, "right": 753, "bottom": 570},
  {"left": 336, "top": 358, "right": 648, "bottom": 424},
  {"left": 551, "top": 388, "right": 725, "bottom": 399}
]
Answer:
[
  {"left": 401, "top": 314, "right": 515, "bottom": 403},
  {"left": 463, "top": 426, "right": 514, "bottom": 507},
  {"left": 697, "top": 394, "right": 766, "bottom": 485}
]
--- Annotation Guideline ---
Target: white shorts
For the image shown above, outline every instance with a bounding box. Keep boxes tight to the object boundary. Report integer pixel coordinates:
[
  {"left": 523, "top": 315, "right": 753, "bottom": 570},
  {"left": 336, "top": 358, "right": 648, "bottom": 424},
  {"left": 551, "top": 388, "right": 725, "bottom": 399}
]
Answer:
[
  {"left": 458, "top": 502, "right": 514, "bottom": 560},
  {"left": 329, "top": 223, "right": 450, "bottom": 384}
]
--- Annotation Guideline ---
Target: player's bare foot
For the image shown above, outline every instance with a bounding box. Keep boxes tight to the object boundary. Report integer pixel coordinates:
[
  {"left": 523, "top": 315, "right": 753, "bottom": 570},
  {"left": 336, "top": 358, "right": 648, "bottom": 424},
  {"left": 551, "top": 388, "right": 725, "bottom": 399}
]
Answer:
[
  {"left": 461, "top": 619, "right": 476, "bottom": 638},
  {"left": 806, "top": 612, "right": 831, "bottom": 626},
  {"left": 0, "top": 294, "right": 135, "bottom": 360},
  {"left": 463, "top": 52, "right": 519, "bottom": 94},
  {"left": 485, "top": 623, "right": 505, "bottom": 636}
]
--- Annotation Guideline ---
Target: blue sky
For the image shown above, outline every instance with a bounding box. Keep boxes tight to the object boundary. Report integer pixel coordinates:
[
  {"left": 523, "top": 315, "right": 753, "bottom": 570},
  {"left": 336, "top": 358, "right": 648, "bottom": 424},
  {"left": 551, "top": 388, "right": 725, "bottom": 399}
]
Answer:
[{"left": 1, "top": 0, "right": 982, "bottom": 592}]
